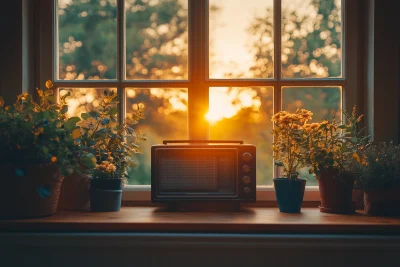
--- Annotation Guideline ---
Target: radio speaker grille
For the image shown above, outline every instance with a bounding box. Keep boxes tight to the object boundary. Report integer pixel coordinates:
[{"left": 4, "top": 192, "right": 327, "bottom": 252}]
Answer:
[{"left": 158, "top": 156, "right": 234, "bottom": 192}]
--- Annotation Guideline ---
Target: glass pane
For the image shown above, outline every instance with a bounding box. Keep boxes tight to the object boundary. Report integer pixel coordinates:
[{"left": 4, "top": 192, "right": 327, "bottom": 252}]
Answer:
[
  {"left": 57, "top": 0, "right": 117, "bottom": 80},
  {"left": 209, "top": 0, "right": 274, "bottom": 79},
  {"left": 208, "top": 87, "right": 274, "bottom": 185},
  {"left": 282, "top": 86, "right": 342, "bottom": 185},
  {"left": 126, "top": 88, "right": 188, "bottom": 184},
  {"left": 282, "top": 0, "right": 342, "bottom": 78},
  {"left": 125, "top": 0, "right": 188, "bottom": 80},
  {"left": 59, "top": 88, "right": 118, "bottom": 117}
]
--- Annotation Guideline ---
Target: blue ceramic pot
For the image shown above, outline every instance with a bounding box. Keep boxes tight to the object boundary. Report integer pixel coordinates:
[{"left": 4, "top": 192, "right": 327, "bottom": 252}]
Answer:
[
  {"left": 90, "top": 179, "right": 123, "bottom": 212},
  {"left": 273, "top": 178, "right": 306, "bottom": 213}
]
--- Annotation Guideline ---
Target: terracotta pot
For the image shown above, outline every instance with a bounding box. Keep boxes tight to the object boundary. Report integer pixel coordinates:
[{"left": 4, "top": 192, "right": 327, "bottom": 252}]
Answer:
[
  {"left": 364, "top": 188, "right": 400, "bottom": 216},
  {"left": 0, "top": 164, "right": 63, "bottom": 219},
  {"left": 58, "top": 173, "right": 90, "bottom": 211},
  {"left": 317, "top": 170, "right": 355, "bottom": 214}
]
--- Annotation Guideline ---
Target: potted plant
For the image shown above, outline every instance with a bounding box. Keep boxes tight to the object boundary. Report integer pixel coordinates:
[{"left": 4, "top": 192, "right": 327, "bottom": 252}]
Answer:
[
  {"left": 0, "top": 81, "right": 94, "bottom": 218},
  {"left": 306, "top": 106, "right": 367, "bottom": 214},
  {"left": 76, "top": 90, "right": 145, "bottom": 212},
  {"left": 271, "top": 109, "right": 312, "bottom": 213},
  {"left": 355, "top": 142, "right": 400, "bottom": 216}
]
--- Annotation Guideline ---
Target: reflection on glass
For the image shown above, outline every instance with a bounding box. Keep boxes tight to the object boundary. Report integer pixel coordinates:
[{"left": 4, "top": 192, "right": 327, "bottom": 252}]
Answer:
[
  {"left": 59, "top": 88, "right": 118, "bottom": 118},
  {"left": 125, "top": 0, "right": 188, "bottom": 80},
  {"left": 126, "top": 88, "right": 188, "bottom": 184},
  {"left": 209, "top": 0, "right": 274, "bottom": 79},
  {"left": 208, "top": 87, "right": 274, "bottom": 185},
  {"left": 281, "top": 0, "right": 342, "bottom": 78},
  {"left": 282, "top": 86, "right": 342, "bottom": 185},
  {"left": 57, "top": 0, "right": 117, "bottom": 80}
]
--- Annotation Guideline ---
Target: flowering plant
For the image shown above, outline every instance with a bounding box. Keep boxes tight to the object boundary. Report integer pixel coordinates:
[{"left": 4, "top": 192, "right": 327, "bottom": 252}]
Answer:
[
  {"left": 271, "top": 109, "right": 313, "bottom": 179},
  {"left": 355, "top": 142, "right": 400, "bottom": 189},
  {"left": 306, "top": 106, "right": 368, "bottom": 176},
  {"left": 0, "top": 81, "right": 94, "bottom": 176},
  {"left": 77, "top": 89, "right": 146, "bottom": 183}
]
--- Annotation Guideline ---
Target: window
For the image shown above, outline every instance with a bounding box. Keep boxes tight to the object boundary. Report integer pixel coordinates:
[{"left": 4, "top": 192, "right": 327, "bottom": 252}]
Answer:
[{"left": 38, "top": 0, "right": 359, "bottom": 201}]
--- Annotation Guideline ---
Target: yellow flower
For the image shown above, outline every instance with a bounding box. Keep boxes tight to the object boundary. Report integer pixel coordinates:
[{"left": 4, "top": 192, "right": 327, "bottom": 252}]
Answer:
[
  {"left": 271, "top": 111, "right": 288, "bottom": 122},
  {"left": 45, "top": 80, "right": 53, "bottom": 89},
  {"left": 298, "top": 109, "right": 313, "bottom": 121},
  {"left": 51, "top": 156, "right": 57, "bottom": 163}
]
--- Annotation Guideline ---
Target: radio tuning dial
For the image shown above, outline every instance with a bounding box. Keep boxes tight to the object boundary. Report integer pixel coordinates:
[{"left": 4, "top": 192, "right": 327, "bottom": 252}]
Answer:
[
  {"left": 244, "top": 187, "right": 251, "bottom": 194},
  {"left": 243, "top": 176, "right": 251, "bottom": 184},
  {"left": 242, "top": 165, "right": 250, "bottom": 172},
  {"left": 242, "top": 152, "right": 252, "bottom": 162}
]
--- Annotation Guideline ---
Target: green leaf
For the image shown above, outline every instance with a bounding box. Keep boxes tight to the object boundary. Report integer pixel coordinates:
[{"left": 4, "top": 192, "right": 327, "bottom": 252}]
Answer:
[
  {"left": 63, "top": 117, "right": 81, "bottom": 131},
  {"left": 108, "top": 107, "right": 118, "bottom": 116},
  {"left": 126, "top": 127, "right": 134, "bottom": 134},
  {"left": 81, "top": 113, "right": 89, "bottom": 120},
  {"left": 60, "top": 105, "right": 68, "bottom": 114},
  {"left": 81, "top": 153, "right": 97, "bottom": 169},
  {"left": 102, "top": 118, "right": 110, "bottom": 125},
  {"left": 88, "top": 111, "right": 100, "bottom": 118},
  {"left": 96, "top": 128, "right": 107, "bottom": 135}
]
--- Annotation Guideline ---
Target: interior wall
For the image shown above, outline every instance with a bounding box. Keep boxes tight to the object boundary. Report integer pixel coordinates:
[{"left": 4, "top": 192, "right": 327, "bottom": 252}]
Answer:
[
  {"left": 0, "top": 0, "right": 34, "bottom": 105},
  {"left": 370, "top": 0, "right": 400, "bottom": 143}
]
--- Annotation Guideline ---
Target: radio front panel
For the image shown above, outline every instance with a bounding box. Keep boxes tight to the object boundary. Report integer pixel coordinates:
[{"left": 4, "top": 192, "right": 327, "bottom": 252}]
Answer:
[{"left": 151, "top": 142, "right": 256, "bottom": 203}]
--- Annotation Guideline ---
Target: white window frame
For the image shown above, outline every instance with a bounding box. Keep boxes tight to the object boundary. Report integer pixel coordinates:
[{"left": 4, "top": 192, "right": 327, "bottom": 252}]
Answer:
[{"left": 37, "top": 0, "right": 362, "bottom": 202}]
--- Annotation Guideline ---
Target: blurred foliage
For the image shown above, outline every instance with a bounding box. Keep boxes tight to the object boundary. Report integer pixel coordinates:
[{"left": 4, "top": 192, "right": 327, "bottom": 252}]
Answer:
[
  {"left": 57, "top": 0, "right": 342, "bottom": 185},
  {"left": 356, "top": 142, "right": 400, "bottom": 190}
]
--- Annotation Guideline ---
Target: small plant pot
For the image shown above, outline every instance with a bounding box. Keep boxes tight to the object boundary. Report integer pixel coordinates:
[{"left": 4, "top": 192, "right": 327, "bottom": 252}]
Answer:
[
  {"left": 90, "top": 179, "right": 123, "bottom": 212},
  {"left": 273, "top": 178, "right": 307, "bottom": 213},
  {"left": 364, "top": 188, "right": 400, "bottom": 216},
  {"left": 317, "top": 171, "right": 355, "bottom": 214}
]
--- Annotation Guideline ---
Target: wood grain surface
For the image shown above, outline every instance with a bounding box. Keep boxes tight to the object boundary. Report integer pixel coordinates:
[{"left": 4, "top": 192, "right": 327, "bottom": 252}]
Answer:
[{"left": 1, "top": 207, "right": 400, "bottom": 234}]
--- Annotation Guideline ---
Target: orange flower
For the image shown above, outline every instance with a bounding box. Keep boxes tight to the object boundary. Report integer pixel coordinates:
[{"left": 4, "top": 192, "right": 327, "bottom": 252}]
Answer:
[{"left": 51, "top": 156, "right": 57, "bottom": 163}]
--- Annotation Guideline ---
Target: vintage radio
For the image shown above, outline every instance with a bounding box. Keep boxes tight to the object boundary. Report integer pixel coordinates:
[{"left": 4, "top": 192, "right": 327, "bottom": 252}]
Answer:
[{"left": 151, "top": 140, "right": 256, "bottom": 208}]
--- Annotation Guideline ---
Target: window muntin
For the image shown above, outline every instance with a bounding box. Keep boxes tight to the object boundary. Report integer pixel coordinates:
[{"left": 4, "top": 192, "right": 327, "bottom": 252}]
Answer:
[{"left": 53, "top": 0, "right": 346, "bottom": 188}]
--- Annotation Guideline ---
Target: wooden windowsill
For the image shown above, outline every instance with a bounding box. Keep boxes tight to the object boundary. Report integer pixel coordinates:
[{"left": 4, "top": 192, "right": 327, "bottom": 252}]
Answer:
[{"left": 1, "top": 207, "right": 400, "bottom": 234}]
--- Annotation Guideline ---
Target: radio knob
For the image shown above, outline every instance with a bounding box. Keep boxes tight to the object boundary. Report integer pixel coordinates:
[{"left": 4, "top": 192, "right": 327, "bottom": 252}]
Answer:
[
  {"left": 244, "top": 187, "right": 251, "bottom": 194},
  {"left": 243, "top": 176, "right": 251, "bottom": 184},
  {"left": 242, "top": 165, "right": 250, "bottom": 172},
  {"left": 242, "top": 152, "right": 252, "bottom": 162}
]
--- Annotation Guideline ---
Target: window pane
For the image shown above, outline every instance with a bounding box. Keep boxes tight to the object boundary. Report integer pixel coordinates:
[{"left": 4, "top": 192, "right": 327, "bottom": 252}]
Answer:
[
  {"left": 209, "top": 0, "right": 274, "bottom": 79},
  {"left": 59, "top": 88, "right": 118, "bottom": 117},
  {"left": 282, "top": 86, "right": 342, "bottom": 185},
  {"left": 126, "top": 88, "right": 188, "bottom": 184},
  {"left": 282, "top": 86, "right": 342, "bottom": 121},
  {"left": 281, "top": 0, "right": 342, "bottom": 78},
  {"left": 57, "top": 0, "right": 117, "bottom": 80},
  {"left": 208, "top": 87, "right": 274, "bottom": 185},
  {"left": 125, "top": 0, "right": 188, "bottom": 80}
]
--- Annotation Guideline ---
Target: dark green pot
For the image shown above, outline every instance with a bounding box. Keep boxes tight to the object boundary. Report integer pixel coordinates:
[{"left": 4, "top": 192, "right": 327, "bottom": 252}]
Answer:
[
  {"left": 274, "top": 178, "right": 307, "bottom": 213},
  {"left": 90, "top": 179, "right": 123, "bottom": 212}
]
